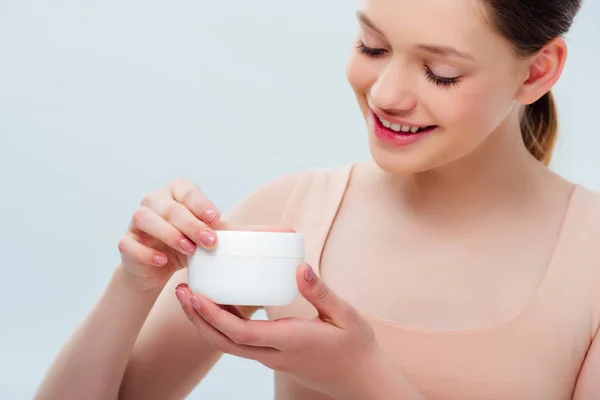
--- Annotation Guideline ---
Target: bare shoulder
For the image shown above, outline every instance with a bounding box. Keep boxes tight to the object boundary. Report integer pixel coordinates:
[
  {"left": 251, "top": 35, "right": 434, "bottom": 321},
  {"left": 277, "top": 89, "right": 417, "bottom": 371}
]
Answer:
[
  {"left": 571, "top": 183, "right": 600, "bottom": 222},
  {"left": 568, "top": 183, "right": 600, "bottom": 317},
  {"left": 573, "top": 183, "right": 600, "bottom": 398},
  {"left": 572, "top": 185, "right": 600, "bottom": 399},
  {"left": 222, "top": 169, "right": 310, "bottom": 226},
  {"left": 222, "top": 163, "right": 355, "bottom": 227}
]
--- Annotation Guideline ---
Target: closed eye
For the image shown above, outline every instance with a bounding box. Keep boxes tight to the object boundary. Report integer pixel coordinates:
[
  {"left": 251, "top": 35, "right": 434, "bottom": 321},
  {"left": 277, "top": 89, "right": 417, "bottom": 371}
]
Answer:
[
  {"left": 424, "top": 66, "right": 461, "bottom": 88},
  {"left": 356, "top": 40, "right": 387, "bottom": 57}
]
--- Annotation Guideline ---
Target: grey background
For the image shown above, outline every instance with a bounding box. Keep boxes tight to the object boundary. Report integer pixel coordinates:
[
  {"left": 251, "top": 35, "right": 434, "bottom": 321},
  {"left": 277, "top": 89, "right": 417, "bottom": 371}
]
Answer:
[{"left": 0, "top": 1, "right": 598, "bottom": 399}]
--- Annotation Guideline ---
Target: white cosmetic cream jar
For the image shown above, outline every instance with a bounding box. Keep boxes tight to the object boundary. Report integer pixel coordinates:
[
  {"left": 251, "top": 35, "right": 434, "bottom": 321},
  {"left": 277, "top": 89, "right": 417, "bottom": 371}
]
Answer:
[{"left": 187, "top": 230, "right": 305, "bottom": 306}]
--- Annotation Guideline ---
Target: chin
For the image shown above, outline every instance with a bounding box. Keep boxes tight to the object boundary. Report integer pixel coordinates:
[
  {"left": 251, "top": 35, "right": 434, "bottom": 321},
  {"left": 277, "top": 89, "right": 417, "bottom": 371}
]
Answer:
[{"left": 366, "top": 130, "right": 443, "bottom": 175}]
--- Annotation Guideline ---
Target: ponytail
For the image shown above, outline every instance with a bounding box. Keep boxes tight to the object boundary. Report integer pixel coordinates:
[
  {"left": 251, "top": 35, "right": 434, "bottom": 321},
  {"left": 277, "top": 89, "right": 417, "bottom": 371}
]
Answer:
[{"left": 520, "top": 91, "right": 558, "bottom": 166}]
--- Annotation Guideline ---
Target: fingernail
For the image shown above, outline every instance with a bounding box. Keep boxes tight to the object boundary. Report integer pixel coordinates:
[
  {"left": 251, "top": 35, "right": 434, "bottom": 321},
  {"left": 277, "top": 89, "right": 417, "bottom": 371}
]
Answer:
[
  {"left": 154, "top": 254, "right": 168, "bottom": 265},
  {"left": 198, "top": 231, "right": 216, "bottom": 247},
  {"left": 180, "top": 238, "right": 196, "bottom": 253},
  {"left": 304, "top": 264, "right": 315, "bottom": 282},
  {"left": 175, "top": 283, "right": 188, "bottom": 291},
  {"left": 189, "top": 296, "right": 201, "bottom": 310},
  {"left": 203, "top": 209, "right": 218, "bottom": 224},
  {"left": 175, "top": 290, "right": 188, "bottom": 306}
]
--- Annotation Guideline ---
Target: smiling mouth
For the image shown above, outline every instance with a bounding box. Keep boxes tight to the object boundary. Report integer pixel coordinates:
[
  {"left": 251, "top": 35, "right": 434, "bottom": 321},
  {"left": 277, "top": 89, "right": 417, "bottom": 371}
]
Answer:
[{"left": 376, "top": 116, "right": 437, "bottom": 134}]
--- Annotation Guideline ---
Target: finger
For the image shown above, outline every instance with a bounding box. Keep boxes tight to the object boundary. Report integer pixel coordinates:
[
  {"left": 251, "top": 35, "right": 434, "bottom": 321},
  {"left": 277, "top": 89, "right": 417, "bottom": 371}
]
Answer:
[
  {"left": 297, "top": 263, "right": 356, "bottom": 328},
  {"left": 162, "top": 201, "right": 217, "bottom": 249},
  {"left": 118, "top": 233, "right": 168, "bottom": 266},
  {"left": 176, "top": 284, "right": 248, "bottom": 320},
  {"left": 131, "top": 206, "right": 197, "bottom": 255},
  {"left": 170, "top": 179, "right": 221, "bottom": 226},
  {"left": 191, "top": 294, "right": 293, "bottom": 349},
  {"left": 174, "top": 288, "right": 279, "bottom": 362}
]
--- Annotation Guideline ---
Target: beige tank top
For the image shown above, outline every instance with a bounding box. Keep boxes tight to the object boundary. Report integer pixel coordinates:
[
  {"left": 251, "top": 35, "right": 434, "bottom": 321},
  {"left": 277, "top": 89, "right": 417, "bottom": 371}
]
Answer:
[{"left": 264, "top": 163, "right": 600, "bottom": 400}]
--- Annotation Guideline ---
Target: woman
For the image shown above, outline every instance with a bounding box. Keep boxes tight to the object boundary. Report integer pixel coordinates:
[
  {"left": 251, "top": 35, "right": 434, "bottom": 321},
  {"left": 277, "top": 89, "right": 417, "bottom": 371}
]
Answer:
[{"left": 34, "top": 0, "right": 596, "bottom": 399}]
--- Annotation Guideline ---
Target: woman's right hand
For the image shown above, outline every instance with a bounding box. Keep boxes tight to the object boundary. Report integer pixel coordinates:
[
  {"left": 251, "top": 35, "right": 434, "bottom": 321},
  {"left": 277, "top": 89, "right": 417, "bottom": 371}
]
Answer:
[{"left": 117, "top": 179, "right": 221, "bottom": 292}]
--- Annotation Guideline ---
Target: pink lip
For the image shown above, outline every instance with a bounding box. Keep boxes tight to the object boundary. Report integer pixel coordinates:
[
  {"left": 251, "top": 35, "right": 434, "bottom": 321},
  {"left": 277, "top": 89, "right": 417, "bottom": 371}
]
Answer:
[{"left": 370, "top": 110, "right": 436, "bottom": 147}]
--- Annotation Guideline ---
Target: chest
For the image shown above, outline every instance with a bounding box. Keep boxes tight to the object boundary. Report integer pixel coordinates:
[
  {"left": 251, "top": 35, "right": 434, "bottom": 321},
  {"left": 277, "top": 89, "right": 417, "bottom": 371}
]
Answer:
[{"left": 317, "top": 190, "right": 568, "bottom": 331}]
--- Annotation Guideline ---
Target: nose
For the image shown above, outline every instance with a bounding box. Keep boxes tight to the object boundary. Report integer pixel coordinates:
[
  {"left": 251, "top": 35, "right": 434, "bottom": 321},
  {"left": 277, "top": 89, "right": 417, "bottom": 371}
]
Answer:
[{"left": 369, "top": 63, "right": 417, "bottom": 113}]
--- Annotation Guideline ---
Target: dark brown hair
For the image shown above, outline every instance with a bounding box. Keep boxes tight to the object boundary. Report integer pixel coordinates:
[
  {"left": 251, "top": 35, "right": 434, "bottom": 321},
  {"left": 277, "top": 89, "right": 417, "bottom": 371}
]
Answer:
[{"left": 482, "top": 0, "right": 582, "bottom": 165}]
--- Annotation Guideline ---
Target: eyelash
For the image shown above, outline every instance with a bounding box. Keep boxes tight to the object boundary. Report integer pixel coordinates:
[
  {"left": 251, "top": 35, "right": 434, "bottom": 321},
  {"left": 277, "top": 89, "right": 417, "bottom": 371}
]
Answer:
[
  {"left": 355, "top": 41, "right": 461, "bottom": 89},
  {"left": 355, "top": 40, "right": 387, "bottom": 57}
]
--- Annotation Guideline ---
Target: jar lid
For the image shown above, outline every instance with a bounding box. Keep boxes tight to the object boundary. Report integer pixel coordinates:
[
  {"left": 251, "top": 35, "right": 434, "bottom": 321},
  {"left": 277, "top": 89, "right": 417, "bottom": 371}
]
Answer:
[{"left": 194, "top": 230, "right": 305, "bottom": 258}]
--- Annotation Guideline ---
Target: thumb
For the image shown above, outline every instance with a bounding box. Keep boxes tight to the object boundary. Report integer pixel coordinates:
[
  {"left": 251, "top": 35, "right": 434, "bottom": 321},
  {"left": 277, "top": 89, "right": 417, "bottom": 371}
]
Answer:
[{"left": 297, "top": 263, "right": 354, "bottom": 327}]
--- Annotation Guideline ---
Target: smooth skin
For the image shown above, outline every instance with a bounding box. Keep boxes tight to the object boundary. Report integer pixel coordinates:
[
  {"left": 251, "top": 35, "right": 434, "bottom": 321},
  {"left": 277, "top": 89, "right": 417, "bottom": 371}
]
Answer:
[{"left": 34, "top": 0, "right": 600, "bottom": 398}]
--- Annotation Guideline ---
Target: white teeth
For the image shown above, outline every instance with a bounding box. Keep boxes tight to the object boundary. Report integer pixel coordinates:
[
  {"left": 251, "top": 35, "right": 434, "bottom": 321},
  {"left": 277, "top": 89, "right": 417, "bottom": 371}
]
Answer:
[{"left": 378, "top": 116, "right": 425, "bottom": 133}]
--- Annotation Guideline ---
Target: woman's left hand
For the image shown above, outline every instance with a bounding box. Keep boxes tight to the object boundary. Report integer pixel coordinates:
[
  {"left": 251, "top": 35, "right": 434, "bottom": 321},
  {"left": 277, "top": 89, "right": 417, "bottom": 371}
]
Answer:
[{"left": 175, "top": 263, "right": 399, "bottom": 399}]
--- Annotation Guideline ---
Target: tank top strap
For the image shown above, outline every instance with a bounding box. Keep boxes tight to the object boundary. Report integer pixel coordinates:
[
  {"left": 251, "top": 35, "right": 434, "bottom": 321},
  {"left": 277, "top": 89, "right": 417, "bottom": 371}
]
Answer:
[
  {"left": 539, "top": 185, "right": 600, "bottom": 335},
  {"left": 575, "top": 187, "right": 600, "bottom": 331},
  {"left": 280, "top": 163, "right": 354, "bottom": 274}
]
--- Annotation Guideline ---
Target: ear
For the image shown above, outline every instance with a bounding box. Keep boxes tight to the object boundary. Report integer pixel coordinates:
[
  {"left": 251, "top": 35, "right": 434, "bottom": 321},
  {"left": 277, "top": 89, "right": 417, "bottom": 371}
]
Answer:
[{"left": 515, "top": 37, "right": 568, "bottom": 105}]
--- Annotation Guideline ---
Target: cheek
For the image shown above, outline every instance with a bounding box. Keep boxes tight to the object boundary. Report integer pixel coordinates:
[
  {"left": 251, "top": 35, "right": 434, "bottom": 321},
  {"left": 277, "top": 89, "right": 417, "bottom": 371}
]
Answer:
[
  {"left": 346, "top": 52, "right": 377, "bottom": 110},
  {"left": 430, "top": 79, "right": 514, "bottom": 136},
  {"left": 346, "top": 54, "right": 369, "bottom": 90}
]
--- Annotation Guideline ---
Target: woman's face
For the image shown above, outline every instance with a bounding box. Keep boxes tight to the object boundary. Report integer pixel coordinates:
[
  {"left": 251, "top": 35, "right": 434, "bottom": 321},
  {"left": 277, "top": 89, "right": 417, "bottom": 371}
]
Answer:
[{"left": 347, "top": 0, "right": 529, "bottom": 174}]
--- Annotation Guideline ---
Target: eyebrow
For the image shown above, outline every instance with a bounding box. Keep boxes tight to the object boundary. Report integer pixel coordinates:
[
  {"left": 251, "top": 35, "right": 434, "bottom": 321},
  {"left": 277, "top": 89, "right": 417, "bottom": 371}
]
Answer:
[
  {"left": 415, "top": 44, "right": 475, "bottom": 61},
  {"left": 355, "top": 10, "right": 476, "bottom": 61}
]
